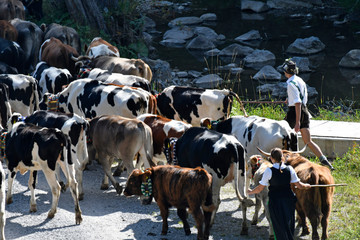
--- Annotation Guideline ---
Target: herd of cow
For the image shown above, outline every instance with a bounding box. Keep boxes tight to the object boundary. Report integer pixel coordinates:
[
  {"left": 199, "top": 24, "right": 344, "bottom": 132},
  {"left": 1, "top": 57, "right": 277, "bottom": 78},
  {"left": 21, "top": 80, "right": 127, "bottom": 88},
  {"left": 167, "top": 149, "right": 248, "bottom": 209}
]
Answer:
[{"left": 0, "top": 3, "right": 335, "bottom": 239}]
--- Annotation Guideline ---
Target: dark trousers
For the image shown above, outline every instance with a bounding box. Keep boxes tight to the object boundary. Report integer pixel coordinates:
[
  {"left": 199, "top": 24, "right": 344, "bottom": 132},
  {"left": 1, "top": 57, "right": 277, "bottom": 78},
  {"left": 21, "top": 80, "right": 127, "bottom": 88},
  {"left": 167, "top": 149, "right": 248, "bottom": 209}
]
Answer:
[{"left": 268, "top": 197, "right": 296, "bottom": 240}]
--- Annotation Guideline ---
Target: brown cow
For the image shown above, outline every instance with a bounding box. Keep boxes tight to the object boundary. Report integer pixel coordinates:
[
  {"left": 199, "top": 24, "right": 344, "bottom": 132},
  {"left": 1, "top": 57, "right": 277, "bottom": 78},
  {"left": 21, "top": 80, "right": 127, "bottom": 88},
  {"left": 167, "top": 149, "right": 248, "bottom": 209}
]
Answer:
[
  {"left": 0, "top": 20, "right": 17, "bottom": 41},
  {"left": 258, "top": 148, "right": 335, "bottom": 240},
  {"left": 136, "top": 113, "right": 192, "bottom": 164},
  {"left": 124, "top": 165, "right": 215, "bottom": 240},
  {"left": 0, "top": 0, "right": 25, "bottom": 21},
  {"left": 87, "top": 115, "right": 154, "bottom": 195},
  {"left": 88, "top": 55, "right": 153, "bottom": 81},
  {"left": 85, "top": 37, "right": 120, "bottom": 58},
  {"left": 39, "top": 37, "right": 80, "bottom": 76}
]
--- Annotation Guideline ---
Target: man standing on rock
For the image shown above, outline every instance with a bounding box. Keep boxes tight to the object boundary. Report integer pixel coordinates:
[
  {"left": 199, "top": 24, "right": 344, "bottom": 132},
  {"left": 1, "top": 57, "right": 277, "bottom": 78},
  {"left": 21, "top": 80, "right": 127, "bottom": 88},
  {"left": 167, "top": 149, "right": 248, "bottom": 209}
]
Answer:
[{"left": 282, "top": 58, "right": 335, "bottom": 171}]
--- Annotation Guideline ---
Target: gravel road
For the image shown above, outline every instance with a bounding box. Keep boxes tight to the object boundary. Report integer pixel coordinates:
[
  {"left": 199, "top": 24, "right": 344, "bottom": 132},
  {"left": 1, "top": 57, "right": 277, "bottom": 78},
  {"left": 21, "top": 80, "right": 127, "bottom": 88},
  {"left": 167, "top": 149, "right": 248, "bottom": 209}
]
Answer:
[{"left": 4, "top": 162, "right": 308, "bottom": 240}]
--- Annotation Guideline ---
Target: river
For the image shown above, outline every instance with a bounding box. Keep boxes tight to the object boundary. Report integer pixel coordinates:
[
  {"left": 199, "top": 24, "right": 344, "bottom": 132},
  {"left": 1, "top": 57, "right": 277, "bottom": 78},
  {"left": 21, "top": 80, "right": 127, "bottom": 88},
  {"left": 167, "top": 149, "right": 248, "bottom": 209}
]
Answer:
[{"left": 152, "top": 3, "right": 360, "bottom": 107}]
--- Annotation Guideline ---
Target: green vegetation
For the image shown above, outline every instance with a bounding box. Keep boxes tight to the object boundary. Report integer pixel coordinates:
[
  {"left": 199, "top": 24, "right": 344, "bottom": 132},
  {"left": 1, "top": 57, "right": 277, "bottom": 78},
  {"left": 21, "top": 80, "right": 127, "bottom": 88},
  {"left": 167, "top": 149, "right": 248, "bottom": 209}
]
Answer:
[{"left": 232, "top": 101, "right": 360, "bottom": 239}]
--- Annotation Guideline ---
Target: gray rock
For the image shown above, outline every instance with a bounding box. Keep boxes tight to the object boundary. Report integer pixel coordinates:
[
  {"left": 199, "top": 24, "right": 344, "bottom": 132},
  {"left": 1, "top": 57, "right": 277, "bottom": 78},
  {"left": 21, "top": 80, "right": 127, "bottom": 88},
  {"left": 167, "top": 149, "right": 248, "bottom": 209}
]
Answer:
[
  {"left": 194, "top": 26, "right": 221, "bottom": 43},
  {"left": 339, "top": 49, "right": 360, "bottom": 69},
  {"left": 143, "top": 16, "right": 156, "bottom": 30},
  {"left": 243, "top": 49, "right": 276, "bottom": 70},
  {"left": 286, "top": 36, "right": 325, "bottom": 55},
  {"left": 218, "top": 63, "right": 237, "bottom": 71},
  {"left": 159, "top": 39, "right": 186, "bottom": 48},
  {"left": 193, "top": 74, "right": 223, "bottom": 88},
  {"left": 186, "top": 35, "right": 216, "bottom": 50},
  {"left": 230, "top": 67, "right": 244, "bottom": 75},
  {"left": 266, "top": 0, "right": 313, "bottom": 8},
  {"left": 177, "top": 71, "right": 188, "bottom": 78},
  {"left": 235, "top": 30, "right": 261, "bottom": 42},
  {"left": 205, "top": 48, "right": 221, "bottom": 57},
  {"left": 241, "top": 13, "right": 266, "bottom": 21},
  {"left": 188, "top": 70, "right": 202, "bottom": 78},
  {"left": 142, "top": 58, "right": 172, "bottom": 88},
  {"left": 339, "top": 68, "right": 360, "bottom": 84},
  {"left": 163, "top": 26, "right": 194, "bottom": 40},
  {"left": 241, "top": 0, "right": 269, "bottom": 13},
  {"left": 219, "top": 43, "right": 254, "bottom": 58},
  {"left": 200, "top": 13, "right": 217, "bottom": 21},
  {"left": 253, "top": 65, "right": 282, "bottom": 80},
  {"left": 283, "top": 57, "right": 312, "bottom": 73},
  {"left": 168, "top": 16, "right": 203, "bottom": 28}
]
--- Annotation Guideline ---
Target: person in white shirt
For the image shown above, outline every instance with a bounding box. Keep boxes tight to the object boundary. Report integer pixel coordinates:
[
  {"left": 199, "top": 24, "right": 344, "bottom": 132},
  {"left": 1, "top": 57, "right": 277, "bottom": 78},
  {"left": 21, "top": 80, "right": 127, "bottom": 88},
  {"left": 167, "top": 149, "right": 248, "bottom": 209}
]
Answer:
[
  {"left": 248, "top": 148, "right": 311, "bottom": 240},
  {"left": 282, "top": 59, "right": 334, "bottom": 171}
]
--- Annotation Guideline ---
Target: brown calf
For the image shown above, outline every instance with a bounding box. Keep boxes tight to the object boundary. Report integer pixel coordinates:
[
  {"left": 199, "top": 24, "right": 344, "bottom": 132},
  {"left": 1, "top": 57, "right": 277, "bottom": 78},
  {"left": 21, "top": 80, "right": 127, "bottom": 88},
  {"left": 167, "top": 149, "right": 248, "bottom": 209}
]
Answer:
[
  {"left": 124, "top": 165, "right": 215, "bottom": 240},
  {"left": 85, "top": 37, "right": 120, "bottom": 58}
]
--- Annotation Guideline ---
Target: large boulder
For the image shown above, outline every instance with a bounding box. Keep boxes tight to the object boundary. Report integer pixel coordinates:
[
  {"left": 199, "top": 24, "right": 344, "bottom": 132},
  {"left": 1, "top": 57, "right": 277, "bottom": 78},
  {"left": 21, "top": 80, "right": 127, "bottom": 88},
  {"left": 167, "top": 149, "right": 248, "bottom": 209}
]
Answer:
[
  {"left": 339, "top": 49, "right": 360, "bottom": 69},
  {"left": 163, "top": 26, "right": 194, "bottom": 40},
  {"left": 253, "top": 65, "right": 282, "bottom": 81},
  {"left": 286, "top": 36, "right": 325, "bottom": 55},
  {"left": 193, "top": 74, "right": 223, "bottom": 88},
  {"left": 143, "top": 58, "right": 172, "bottom": 89},
  {"left": 186, "top": 35, "right": 216, "bottom": 50},
  {"left": 194, "top": 26, "right": 224, "bottom": 44},
  {"left": 243, "top": 49, "right": 276, "bottom": 70},
  {"left": 267, "top": 0, "right": 314, "bottom": 8},
  {"left": 241, "top": 0, "right": 269, "bottom": 13},
  {"left": 200, "top": 13, "right": 217, "bottom": 21},
  {"left": 168, "top": 16, "right": 203, "bottom": 28},
  {"left": 219, "top": 43, "right": 254, "bottom": 58}
]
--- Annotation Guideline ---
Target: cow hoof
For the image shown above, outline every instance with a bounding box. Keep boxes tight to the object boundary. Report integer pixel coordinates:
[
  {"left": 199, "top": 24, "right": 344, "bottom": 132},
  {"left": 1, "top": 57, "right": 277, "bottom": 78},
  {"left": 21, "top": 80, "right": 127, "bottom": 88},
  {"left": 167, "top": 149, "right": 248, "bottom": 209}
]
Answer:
[
  {"left": 30, "top": 204, "right": 37, "bottom": 213},
  {"left": 100, "top": 184, "right": 109, "bottom": 190},
  {"left": 47, "top": 209, "right": 56, "bottom": 219},
  {"left": 76, "top": 213, "right": 83, "bottom": 225},
  {"left": 6, "top": 198, "right": 13, "bottom": 205}
]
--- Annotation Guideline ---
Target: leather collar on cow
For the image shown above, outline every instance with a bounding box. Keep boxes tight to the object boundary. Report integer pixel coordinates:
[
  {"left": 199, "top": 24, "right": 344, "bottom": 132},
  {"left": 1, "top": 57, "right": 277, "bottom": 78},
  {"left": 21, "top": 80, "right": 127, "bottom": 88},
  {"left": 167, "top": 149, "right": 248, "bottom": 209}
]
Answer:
[
  {"left": 141, "top": 174, "right": 153, "bottom": 197},
  {"left": 0, "top": 132, "right": 7, "bottom": 162},
  {"left": 77, "top": 67, "right": 92, "bottom": 79},
  {"left": 47, "top": 93, "right": 60, "bottom": 112},
  {"left": 164, "top": 138, "right": 177, "bottom": 165}
]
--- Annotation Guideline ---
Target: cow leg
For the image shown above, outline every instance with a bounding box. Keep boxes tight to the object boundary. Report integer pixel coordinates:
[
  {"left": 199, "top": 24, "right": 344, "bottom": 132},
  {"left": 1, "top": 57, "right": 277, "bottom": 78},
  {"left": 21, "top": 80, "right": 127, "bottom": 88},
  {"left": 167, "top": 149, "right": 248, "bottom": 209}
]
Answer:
[
  {"left": 321, "top": 204, "right": 331, "bottom": 239},
  {"left": 99, "top": 154, "right": 122, "bottom": 194},
  {"left": 190, "top": 207, "right": 205, "bottom": 240},
  {"left": 177, "top": 208, "right": 191, "bottom": 236},
  {"left": 262, "top": 196, "right": 274, "bottom": 239},
  {"left": 113, "top": 159, "right": 124, "bottom": 177},
  {"left": 297, "top": 205, "right": 310, "bottom": 236},
  {"left": 28, "top": 170, "right": 38, "bottom": 212},
  {"left": 158, "top": 202, "right": 169, "bottom": 235},
  {"left": 75, "top": 167, "right": 84, "bottom": 201},
  {"left": 203, "top": 208, "right": 212, "bottom": 240},
  {"left": 58, "top": 160, "right": 83, "bottom": 224},
  {"left": 6, "top": 171, "right": 16, "bottom": 205},
  {"left": 241, "top": 200, "right": 249, "bottom": 235},
  {"left": 251, "top": 196, "right": 261, "bottom": 225},
  {"left": 55, "top": 163, "right": 66, "bottom": 192},
  {"left": 309, "top": 214, "right": 321, "bottom": 240},
  {"left": 209, "top": 184, "right": 221, "bottom": 226},
  {"left": 41, "top": 169, "right": 61, "bottom": 219}
]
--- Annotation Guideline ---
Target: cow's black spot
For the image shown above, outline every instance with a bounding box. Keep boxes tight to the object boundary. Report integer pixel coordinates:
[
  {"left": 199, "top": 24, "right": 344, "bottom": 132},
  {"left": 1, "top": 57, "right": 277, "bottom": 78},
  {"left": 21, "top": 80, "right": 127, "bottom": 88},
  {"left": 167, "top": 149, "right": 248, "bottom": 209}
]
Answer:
[{"left": 157, "top": 93, "right": 176, "bottom": 119}]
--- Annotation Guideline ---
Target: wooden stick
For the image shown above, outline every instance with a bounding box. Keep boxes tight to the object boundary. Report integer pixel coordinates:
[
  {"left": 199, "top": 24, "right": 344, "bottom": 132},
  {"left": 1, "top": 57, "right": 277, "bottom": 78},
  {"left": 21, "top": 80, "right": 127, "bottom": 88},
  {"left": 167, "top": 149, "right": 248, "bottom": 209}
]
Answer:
[{"left": 309, "top": 183, "right": 347, "bottom": 188}]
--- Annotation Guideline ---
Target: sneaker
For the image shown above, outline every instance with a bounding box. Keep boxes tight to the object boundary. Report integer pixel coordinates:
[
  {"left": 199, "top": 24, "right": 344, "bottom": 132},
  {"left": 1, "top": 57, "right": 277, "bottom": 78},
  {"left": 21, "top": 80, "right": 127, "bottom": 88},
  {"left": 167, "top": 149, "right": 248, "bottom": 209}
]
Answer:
[{"left": 319, "top": 156, "right": 335, "bottom": 171}]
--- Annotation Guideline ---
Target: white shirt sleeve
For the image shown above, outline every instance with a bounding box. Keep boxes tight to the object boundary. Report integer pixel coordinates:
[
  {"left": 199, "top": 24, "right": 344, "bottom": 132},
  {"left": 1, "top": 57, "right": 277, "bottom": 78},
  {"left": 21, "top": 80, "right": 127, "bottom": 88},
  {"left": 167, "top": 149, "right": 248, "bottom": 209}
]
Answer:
[
  {"left": 289, "top": 166, "right": 300, "bottom": 183},
  {"left": 259, "top": 167, "right": 272, "bottom": 186}
]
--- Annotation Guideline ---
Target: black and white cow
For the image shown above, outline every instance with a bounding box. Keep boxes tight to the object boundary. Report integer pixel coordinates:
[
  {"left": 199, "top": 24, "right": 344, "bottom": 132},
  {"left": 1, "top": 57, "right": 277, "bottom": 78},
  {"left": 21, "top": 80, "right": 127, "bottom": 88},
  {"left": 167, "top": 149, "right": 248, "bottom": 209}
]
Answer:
[
  {"left": 79, "top": 68, "right": 151, "bottom": 92},
  {"left": 8, "top": 110, "right": 89, "bottom": 200},
  {"left": 164, "top": 127, "right": 253, "bottom": 232},
  {"left": 156, "top": 85, "right": 247, "bottom": 126},
  {"left": 40, "top": 79, "right": 157, "bottom": 119},
  {"left": 0, "top": 83, "right": 11, "bottom": 129},
  {"left": 0, "top": 38, "right": 25, "bottom": 73},
  {"left": 4, "top": 121, "right": 82, "bottom": 224},
  {"left": 0, "top": 74, "right": 40, "bottom": 116},
  {"left": 33, "top": 61, "right": 73, "bottom": 97},
  {"left": 10, "top": 18, "right": 44, "bottom": 74}
]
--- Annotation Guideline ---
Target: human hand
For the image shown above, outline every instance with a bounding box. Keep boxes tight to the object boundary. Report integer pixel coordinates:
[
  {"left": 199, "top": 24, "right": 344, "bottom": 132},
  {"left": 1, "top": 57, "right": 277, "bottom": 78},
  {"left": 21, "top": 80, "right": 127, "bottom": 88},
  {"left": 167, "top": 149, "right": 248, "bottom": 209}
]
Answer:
[{"left": 294, "top": 122, "right": 300, "bottom": 132}]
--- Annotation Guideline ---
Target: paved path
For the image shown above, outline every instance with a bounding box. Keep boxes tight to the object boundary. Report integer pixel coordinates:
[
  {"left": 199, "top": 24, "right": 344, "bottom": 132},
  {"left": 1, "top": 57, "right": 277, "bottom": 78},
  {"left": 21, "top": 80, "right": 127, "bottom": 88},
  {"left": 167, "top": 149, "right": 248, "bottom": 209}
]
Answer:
[{"left": 298, "top": 120, "right": 360, "bottom": 159}]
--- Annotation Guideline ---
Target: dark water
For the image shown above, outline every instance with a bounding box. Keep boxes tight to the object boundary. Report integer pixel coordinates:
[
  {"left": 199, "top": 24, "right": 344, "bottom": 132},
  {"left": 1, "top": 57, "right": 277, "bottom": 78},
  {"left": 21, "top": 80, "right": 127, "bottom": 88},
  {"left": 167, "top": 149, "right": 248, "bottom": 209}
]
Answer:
[{"left": 153, "top": 5, "right": 360, "bottom": 106}]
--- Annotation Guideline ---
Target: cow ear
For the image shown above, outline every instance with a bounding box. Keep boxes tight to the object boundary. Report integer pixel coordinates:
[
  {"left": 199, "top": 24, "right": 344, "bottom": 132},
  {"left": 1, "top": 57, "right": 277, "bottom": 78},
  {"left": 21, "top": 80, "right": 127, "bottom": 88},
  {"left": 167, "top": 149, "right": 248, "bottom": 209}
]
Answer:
[{"left": 200, "top": 118, "right": 211, "bottom": 129}]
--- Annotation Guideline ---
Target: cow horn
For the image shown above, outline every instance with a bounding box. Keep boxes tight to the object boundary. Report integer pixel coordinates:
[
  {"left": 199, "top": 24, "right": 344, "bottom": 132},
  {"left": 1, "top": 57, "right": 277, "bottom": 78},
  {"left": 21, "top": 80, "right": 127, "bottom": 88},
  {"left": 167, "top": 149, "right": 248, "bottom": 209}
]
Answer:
[
  {"left": 71, "top": 55, "right": 92, "bottom": 62},
  {"left": 257, "top": 144, "right": 308, "bottom": 157},
  {"left": 229, "top": 91, "right": 248, "bottom": 117}
]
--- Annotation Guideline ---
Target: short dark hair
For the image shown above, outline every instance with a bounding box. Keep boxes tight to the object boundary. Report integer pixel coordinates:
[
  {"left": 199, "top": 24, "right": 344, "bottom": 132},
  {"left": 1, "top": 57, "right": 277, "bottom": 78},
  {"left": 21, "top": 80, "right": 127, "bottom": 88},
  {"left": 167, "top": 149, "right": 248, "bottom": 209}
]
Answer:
[{"left": 282, "top": 59, "right": 299, "bottom": 75}]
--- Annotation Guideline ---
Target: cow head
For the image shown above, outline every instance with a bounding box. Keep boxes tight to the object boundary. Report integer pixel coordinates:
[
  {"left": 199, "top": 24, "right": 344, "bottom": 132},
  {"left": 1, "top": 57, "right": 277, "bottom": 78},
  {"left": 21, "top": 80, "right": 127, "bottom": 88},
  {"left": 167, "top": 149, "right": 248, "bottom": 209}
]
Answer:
[
  {"left": 200, "top": 117, "right": 220, "bottom": 130},
  {"left": 7, "top": 112, "right": 25, "bottom": 130},
  {"left": 124, "top": 168, "right": 154, "bottom": 205}
]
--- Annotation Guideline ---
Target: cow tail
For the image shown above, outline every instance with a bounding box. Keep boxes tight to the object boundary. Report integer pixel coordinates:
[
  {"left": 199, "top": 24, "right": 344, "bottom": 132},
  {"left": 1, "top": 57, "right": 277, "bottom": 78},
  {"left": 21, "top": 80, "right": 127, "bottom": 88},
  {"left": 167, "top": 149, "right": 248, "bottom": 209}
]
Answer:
[
  {"left": 234, "top": 161, "right": 245, "bottom": 202},
  {"left": 29, "top": 76, "right": 40, "bottom": 112},
  {"left": 202, "top": 174, "right": 216, "bottom": 212},
  {"left": 229, "top": 91, "right": 248, "bottom": 117},
  {"left": 308, "top": 168, "right": 322, "bottom": 220},
  {"left": 141, "top": 123, "right": 155, "bottom": 167}
]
